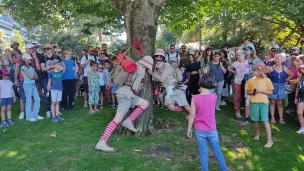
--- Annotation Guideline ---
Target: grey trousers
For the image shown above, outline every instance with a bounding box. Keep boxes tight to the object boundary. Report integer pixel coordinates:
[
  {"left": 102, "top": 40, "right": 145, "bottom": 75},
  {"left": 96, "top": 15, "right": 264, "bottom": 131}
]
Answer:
[{"left": 215, "top": 80, "right": 225, "bottom": 109}]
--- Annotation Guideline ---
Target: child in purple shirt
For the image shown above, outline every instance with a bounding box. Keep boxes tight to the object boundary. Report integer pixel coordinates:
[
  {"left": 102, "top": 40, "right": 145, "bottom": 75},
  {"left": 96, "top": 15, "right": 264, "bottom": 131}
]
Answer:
[{"left": 187, "top": 73, "right": 227, "bottom": 171}]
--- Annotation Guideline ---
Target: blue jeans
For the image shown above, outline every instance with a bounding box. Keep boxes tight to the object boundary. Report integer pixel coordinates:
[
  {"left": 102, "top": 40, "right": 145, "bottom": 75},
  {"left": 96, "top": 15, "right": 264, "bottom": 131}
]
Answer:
[
  {"left": 195, "top": 129, "right": 228, "bottom": 171},
  {"left": 42, "top": 78, "right": 51, "bottom": 112},
  {"left": 215, "top": 80, "right": 224, "bottom": 108},
  {"left": 23, "top": 83, "right": 40, "bottom": 120}
]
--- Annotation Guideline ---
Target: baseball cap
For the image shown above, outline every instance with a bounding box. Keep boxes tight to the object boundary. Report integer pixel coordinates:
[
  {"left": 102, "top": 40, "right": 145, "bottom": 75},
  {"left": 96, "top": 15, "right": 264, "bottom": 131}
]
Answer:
[
  {"left": 25, "top": 43, "right": 34, "bottom": 49},
  {"left": 22, "top": 53, "right": 32, "bottom": 60}
]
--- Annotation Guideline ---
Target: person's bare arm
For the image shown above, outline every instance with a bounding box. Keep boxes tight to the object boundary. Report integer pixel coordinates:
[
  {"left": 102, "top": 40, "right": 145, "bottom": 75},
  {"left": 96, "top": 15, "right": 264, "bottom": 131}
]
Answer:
[
  {"left": 40, "top": 63, "right": 53, "bottom": 72},
  {"left": 284, "top": 67, "right": 294, "bottom": 81},
  {"left": 187, "top": 97, "right": 196, "bottom": 138}
]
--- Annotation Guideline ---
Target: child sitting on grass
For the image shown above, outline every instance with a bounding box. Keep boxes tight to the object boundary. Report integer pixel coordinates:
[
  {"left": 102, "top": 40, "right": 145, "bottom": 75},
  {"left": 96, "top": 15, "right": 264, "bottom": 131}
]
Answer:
[
  {"left": 245, "top": 66, "right": 273, "bottom": 148},
  {"left": 187, "top": 73, "right": 228, "bottom": 171},
  {"left": 0, "top": 69, "right": 16, "bottom": 127}
]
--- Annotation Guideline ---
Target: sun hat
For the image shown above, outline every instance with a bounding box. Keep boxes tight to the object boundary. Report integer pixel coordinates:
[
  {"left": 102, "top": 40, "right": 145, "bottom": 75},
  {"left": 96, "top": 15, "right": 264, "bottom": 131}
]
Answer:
[
  {"left": 44, "top": 44, "right": 54, "bottom": 49},
  {"left": 138, "top": 56, "right": 153, "bottom": 70},
  {"left": 25, "top": 43, "right": 34, "bottom": 49},
  {"left": 154, "top": 49, "right": 165, "bottom": 57}
]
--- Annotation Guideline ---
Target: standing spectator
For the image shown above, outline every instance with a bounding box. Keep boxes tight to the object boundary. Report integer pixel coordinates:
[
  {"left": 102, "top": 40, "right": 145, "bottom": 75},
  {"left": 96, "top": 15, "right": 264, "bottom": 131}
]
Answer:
[
  {"left": 292, "top": 47, "right": 300, "bottom": 56},
  {"left": 62, "top": 49, "right": 77, "bottom": 110},
  {"left": 286, "top": 54, "right": 299, "bottom": 114},
  {"left": 1, "top": 49, "right": 13, "bottom": 71},
  {"left": 47, "top": 59, "right": 65, "bottom": 122},
  {"left": 32, "top": 43, "right": 43, "bottom": 96},
  {"left": 295, "top": 65, "right": 304, "bottom": 134},
  {"left": 95, "top": 47, "right": 100, "bottom": 56},
  {"left": 110, "top": 57, "right": 118, "bottom": 108},
  {"left": 186, "top": 54, "right": 201, "bottom": 102},
  {"left": 200, "top": 48, "right": 213, "bottom": 68},
  {"left": 102, "top": 44, "right": 109, "bottom": 58},
  {"left": 187, "top": 73, "right": 228, "bottom": 171},
  {"left": 0, "top": 69, "right": 16, "bottom": 127},
  {"left": 79, "top": 46, "right": 98, "bottom": 107},
  {"left": 228, "top": 52, "right": 250, "bottom": 118},
  {"left": 166, "top": 45, "right": 181, "bottom": 67},
  {"left": 245, "top": 66, "right": 274, "bottom": 148},
  {"left": 220, "top": 50, "right": 230, "bottom": 106},
  {"left": 180, "top": 45, "right": 189, "bottom": 66},
  {"left": 15, "top": 44, "right": 40, "bottom": 120},
  {"left": 9, "top": 42, "right": 20, "bottom": 98},
  {"left": 39, "top": 44, "right": 64, "bottom": 118},
  {"left": 104, "top": 60, "right": 112, "bottom": 105},
  {"left": 208, "top": 52, "right": 227, "bottom": 111},
  {"left": 266, "top": 54, "right": 293, "bottom": 124},
  {"left": 268, "top": 39, "right": 280, "bottom": 56},
  {"left": 98, "top": 50, "right": 108, "bottom": 65},
  {"left": 21, "top": 54, "right": 43, "bottom": 122},
  {"left": 88, "top": 61, "right": 99, "bottom": 113},
  {"left": 98, "top": 63, "right": 106, "bottom": 108},
  {"left": 55, "top": 48, "right": 62, "bottom": 58}
]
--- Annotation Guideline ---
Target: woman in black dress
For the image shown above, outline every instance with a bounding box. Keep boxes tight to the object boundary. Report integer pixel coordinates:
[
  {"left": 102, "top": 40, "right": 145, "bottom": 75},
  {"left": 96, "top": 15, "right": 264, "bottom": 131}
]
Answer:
[{"left": 187, "top": 54, "right": 201, "bottom": 103}]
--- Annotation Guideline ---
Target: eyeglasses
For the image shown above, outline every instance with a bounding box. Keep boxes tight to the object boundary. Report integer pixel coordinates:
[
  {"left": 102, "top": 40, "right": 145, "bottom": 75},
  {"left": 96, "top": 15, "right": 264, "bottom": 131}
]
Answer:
[
  {"left": 89, "top": 50, "right": 94, "bottom": 52},
  {"left": 170, "top": 48, "right": 175, "bottom": 50},
  {"left": 57, "top": 52, "right": 62, "bottom": 54},
  {"left": 99, "top": 53, "right": 105, "bottom": 55},
  {"left": 98, "top": 67, "right": 103, "bottom": 69},
  {"left": 45, "top": 48, "right": 52, "bottom": 50}
]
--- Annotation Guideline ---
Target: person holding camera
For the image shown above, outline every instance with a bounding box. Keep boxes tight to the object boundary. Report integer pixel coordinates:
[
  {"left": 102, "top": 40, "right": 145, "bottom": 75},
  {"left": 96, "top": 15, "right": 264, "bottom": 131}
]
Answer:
[{"left": 245, "top": 66, "right": 274, "bottom": 148}]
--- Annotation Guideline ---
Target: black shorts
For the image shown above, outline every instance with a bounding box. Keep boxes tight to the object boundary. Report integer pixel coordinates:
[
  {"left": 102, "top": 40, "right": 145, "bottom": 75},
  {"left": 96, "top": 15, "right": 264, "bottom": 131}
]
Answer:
[{"left": 83, "top": 76, "right": 88, "bottom": 92}]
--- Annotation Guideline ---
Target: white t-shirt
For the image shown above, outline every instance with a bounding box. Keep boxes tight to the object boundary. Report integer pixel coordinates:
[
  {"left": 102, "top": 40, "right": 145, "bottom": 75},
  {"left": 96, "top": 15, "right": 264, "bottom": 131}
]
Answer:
[
  {"left": 165, "top": 53, "right": 181, "bottom": 62},
  {"left": 80, "top": 55, "right": 96, "bottom": 77},
  {"left": 232, "top": 61, "right": 250, "bottom": 84},
  {"left": 0, "top": 80, "right": 13, "bottom": 98}
]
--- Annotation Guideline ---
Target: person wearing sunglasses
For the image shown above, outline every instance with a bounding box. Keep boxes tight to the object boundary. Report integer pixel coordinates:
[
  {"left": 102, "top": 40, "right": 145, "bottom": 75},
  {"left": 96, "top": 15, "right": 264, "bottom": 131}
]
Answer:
[
  {"left": 166, "top": 45, "right": 181, "bottom": 67},
  {"left": 98, "top": 50, "right": 108, "bottom": 65},
  {"left": 79, "top": 46, "right": 98, "bottom": 108},
  {"left": 152, "top": 49, "right": 190, "bottom": 118},
  {"left": 55, "top": 48, "right": 63, "bottom": 58},
  {"left": 39, "top": 44, "right": 64, "bottom": 118}
]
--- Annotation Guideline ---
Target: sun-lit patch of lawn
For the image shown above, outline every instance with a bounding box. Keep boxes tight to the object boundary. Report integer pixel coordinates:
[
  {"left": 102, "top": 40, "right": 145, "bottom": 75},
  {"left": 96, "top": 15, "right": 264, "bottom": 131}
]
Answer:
[{"left": 0, "top": 98, "right": 303, "bottom": 171}]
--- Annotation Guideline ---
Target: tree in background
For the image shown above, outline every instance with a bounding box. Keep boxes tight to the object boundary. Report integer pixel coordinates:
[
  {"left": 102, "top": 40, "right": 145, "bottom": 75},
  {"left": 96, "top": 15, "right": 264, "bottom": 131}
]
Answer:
[
  {"left": 11, "top": 30, "right": 25, "bottom": 53},
  {"left": 0, "top": 30, "right": 10, "bottom": 53}
]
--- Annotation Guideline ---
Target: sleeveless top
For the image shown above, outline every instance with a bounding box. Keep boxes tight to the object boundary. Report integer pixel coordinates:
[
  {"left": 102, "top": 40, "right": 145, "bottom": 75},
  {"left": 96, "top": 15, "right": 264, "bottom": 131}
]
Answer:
[
  {"left": 193, "top": 93, "right": 217, "bottom": 131},
  {"left": 270, "top": 67, "right": 288, "bottom": 83},
  {"left": 298, "top": 78, "right": 304, "bottom": 99}
]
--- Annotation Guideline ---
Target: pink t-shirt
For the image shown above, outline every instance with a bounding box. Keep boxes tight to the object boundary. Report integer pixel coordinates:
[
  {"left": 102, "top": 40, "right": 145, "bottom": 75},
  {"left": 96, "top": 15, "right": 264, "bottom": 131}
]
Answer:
[
  {"left": 289, "top": 65, "right": 298, "bottom": 80},
  {"left": 0, "top": 80, "right": 13, "bottom": 99},
  {"left": 193, "top": 93, "right": 217, "bottom": 131}
]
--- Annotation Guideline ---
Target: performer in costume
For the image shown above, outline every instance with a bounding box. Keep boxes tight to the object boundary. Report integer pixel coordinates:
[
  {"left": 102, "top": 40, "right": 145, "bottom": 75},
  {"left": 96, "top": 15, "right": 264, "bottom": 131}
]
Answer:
[
  {"left": 152, "top": 49, "right": 190, "bottom": 115},
  {"left": 95, "top": 56, "right": 154, "bottom": 152}
]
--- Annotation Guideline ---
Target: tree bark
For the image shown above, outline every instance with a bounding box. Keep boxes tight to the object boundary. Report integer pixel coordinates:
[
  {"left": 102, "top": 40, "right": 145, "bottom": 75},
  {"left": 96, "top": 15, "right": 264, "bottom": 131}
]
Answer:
[
  {"left": 111, "top": 0, "right": 163, "bottom": 136},
  {"left": 280, "top": 28, "right": 296, "bottom": 47}
]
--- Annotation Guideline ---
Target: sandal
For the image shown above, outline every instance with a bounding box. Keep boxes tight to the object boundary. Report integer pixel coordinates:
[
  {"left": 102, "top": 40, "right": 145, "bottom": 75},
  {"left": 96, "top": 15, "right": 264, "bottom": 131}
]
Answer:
[
  {"left": 270, "top": 119, "right": 276, "bottom": 123},
  {"left": 279, "top": 119, "right": 285, "bottom": 124}
]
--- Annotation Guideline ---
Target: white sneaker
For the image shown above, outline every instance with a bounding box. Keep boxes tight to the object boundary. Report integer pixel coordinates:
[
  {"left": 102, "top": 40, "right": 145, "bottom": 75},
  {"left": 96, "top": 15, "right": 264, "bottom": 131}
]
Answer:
[
  {"left": 95, "top": 140, "right": 115, "bottom": 152},
  {"left": 19, "top": 112, "right": 25, "bottom": 119},
  {"left": 26, "top": 118, "right": 37, "bottom": 122},
  {"left": 220, "top": 101, "right": 227, "bottom": 106},
  {"left": 59, "top": 111, "right": 63, "bottom": 116},
  {"left": 46, "top": 111, "right": 51, "bottom": 118},
  {"left": 216, "top": 108, "right": 221, "bottom": 111},
  {"left": 296, "top": 128, "right": 304, "bottom": 134},
  {"left": 36, "top": 116, "right": 44, "bottom": 120},
  {"left": 235, "top": 113, "right": 242, "bottom": 118},
  {"left": 84, "top": 101, "right": 88, "bottom": 108}
]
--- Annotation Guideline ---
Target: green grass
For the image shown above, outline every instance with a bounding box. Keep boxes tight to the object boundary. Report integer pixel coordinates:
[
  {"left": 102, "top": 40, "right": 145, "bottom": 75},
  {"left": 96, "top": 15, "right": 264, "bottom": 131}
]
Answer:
[{"left": 0, "top": 98, "right": 304, "bottom": 171}]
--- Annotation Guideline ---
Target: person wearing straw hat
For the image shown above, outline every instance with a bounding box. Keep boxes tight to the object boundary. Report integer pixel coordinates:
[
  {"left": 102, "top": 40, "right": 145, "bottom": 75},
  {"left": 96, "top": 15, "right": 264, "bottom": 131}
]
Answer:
[
  {"left": 95, "top": 55, "right": 154, "bottom": 152},
  {"left": 152, "top": 49, "right": 190, "bottom": 117}
]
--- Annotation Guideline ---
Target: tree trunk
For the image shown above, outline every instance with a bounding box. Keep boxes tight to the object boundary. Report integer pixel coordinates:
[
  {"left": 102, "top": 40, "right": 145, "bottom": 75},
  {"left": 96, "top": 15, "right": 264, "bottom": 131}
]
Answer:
[
  {"left": 280, "top": 28, "right": 296, "bottom": 47},
  {"left": 98, "top": 29, "right": 103, "bottom": 42},
  {"left": 111, "top": 0, "right": 163, "bottom": 136}
]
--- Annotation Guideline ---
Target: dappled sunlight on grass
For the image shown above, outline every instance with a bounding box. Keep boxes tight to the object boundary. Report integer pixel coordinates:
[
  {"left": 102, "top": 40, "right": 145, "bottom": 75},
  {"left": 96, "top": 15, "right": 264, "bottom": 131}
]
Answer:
[
  {"left": 240, "top": 130, "right": 248, "bottom": 136},
  {"left": 298, "top": 146, "right": 302, "bottom": 151},
  {"left": 246, "top": 160, "right": 253, "bottom": 169},
  {"left": 7, "top": 151, "right": 18, "bottom": 157},
  {"left": 297, "top": 154, "right": 304, "bottom": 163},
  {"left": 292, "top": 167, "right": 299, "bottom": 171},
  {"left": 270, "top": 124, "right": 280, "bottom": 132}
]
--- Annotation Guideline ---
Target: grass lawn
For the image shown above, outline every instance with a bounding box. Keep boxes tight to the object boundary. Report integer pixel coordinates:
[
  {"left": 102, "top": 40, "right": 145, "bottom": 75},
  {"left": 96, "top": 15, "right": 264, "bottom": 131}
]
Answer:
[{"left": 0, "top": 98, "right": 304, "bottom": 171}]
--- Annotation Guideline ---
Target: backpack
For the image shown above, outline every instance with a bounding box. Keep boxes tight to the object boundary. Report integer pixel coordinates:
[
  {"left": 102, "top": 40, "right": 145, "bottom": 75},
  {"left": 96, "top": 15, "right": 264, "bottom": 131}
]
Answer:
[
  {"left": 85, "top": 54, "right": 97, "bottom": 62},
  {"left": 110, "top": 55, "right": 134, "bottom": 87},
  {"left": 10, "top": 50, "right": 22, "bottom": 69},
  {"left": 167, "top": 53, "right": 179, "bottom": 62}
]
